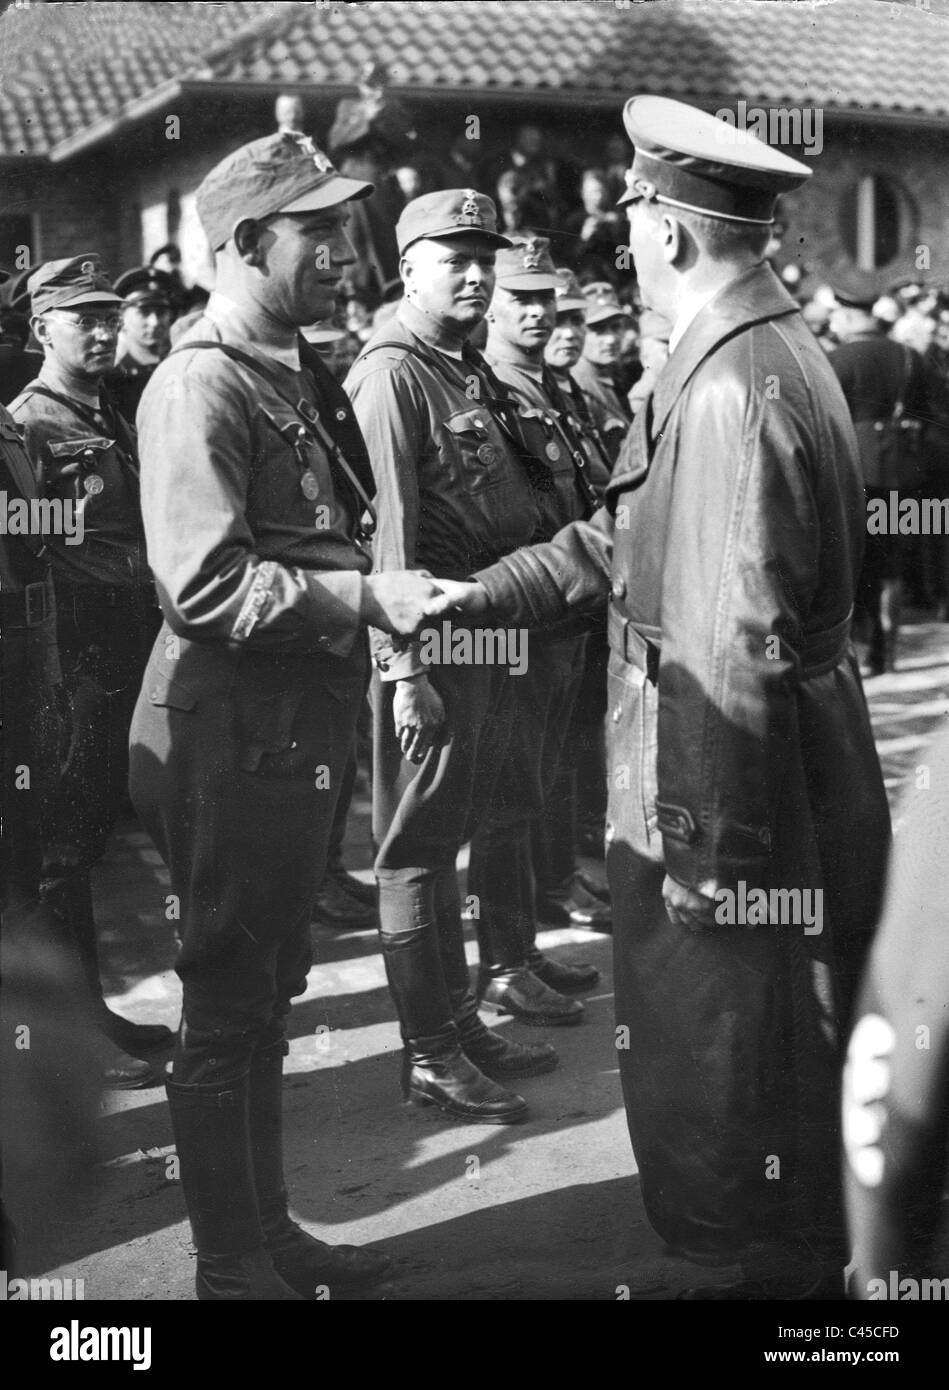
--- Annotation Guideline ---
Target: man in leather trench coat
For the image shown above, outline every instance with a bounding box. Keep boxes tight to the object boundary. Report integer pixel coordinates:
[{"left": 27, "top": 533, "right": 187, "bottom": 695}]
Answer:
[{"left": 427, "top": 96, "right": 891, "bottom": 1298}]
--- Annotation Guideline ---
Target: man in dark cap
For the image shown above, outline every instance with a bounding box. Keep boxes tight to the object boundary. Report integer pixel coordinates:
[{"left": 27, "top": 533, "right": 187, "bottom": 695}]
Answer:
[
  {"left": 9, "top": 254, "right": 171, "bottom": 1090},
  {"left": 426, "top": 95, "right": 891, "bottom": 1298},
  {"left": 467, "top": 235, "right": 602, "bottom": 1027},
  {"left": 104, "top": 266, "right": 174, "bottom": 421},
  {"left": 828, "top": 278, "right": 929, "bottom": 674},
  {"left": 345, "top": 190, "right": 563, "bottom": 1127},
  {"left": 128, "top": 129, "right": 438, "bottom": 1300},
  {"left": 572, "top": 283, "right": 632, "bottom": 464},
  {"left": 0, "top": 265, "right": 43, "bottom": 406}
]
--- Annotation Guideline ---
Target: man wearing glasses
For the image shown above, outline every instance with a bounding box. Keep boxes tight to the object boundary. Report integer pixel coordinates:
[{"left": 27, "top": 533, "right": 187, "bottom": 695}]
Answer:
[{"left": 9, "top": 255, "right": 171, "bottom": 1089}]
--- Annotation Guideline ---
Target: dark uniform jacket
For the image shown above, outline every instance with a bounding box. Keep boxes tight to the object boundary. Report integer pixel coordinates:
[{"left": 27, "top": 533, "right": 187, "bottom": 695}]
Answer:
[
  {"left": 472, "top": 262, "right": 892, "bottom": 1265},
  {"left": 9, "top": 368, "right": 149, "bottom": 591},
  {"left": 0, "top": 402, "right": 59, "bottom": 899},
  {"left": 830, "top": 331, "right": 929, "bottom": 488},
  {"left": 570, "top": 357, "right": 631, "bottom": 464},
  {"left": 345, "top": 299, "right": 543, "bottom": 680},
  {"left": 484, "top": 346, "right": 596, "bottom": 537}
]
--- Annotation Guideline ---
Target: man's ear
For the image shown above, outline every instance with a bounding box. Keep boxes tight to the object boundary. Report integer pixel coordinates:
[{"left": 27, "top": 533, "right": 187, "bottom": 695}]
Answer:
[
  {"left": 400, "top": 254, "right": 414, "bottom": 297},
  {"left": 660, "top": 212, "right": 684, "bottom": 267},
  {"left": 233, "top": 218, "right": 266, "bottom": 265},
  {"left": 31, "top": 314, "right": 49, "bottom": 348}
]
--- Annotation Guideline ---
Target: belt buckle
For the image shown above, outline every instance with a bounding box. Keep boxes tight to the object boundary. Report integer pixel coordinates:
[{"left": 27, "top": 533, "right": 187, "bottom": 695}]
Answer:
[{"left": 24, "top": 580, "right": 48, "bottom": 628}]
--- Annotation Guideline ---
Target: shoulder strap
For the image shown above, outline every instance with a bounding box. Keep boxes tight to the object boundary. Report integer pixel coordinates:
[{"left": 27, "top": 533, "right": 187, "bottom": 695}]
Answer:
[
  {"left": 168, "top": 339, "right": 376, "bottom": 533},
  {"left": 25, "top": 382, "right": 110, "bottom": 440},
  {"left": 25, "top": 382, "right": 139, "bottom": 475}
]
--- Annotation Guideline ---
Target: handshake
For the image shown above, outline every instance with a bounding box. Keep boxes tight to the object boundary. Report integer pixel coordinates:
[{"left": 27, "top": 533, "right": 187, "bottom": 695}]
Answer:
[{"left": 360, "top": 570, "right": 488, "bottom": 635}]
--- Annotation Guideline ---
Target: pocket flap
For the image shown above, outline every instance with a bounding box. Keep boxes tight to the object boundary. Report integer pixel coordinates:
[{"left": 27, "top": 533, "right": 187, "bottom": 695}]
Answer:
[
  {"left": 146, "top": 676, "right": 197, "bottom": 712},
  {"left": 48, "top": 436, "right": 114, "bottom": 459},
  {"left": 444, "top": 409, "right": 491, "bottom": 436}
]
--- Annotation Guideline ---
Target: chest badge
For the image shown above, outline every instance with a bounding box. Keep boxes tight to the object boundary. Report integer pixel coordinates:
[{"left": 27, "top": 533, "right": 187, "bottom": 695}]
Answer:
[
  {"left": 83, "top": 474, "right": 104, "bottom": 496},
  {"left": 300, "top": 471, "right": 321, "bottom": 501},
  {"left": 545, "top": 441, "right": 562, "bottom": 462},
  {"left": 477, "top": 443, "right": 497, "bottom": 465}
]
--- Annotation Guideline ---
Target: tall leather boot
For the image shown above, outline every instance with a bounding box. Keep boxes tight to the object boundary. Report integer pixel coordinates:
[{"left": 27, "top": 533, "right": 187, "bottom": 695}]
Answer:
[
  {"left": 248, "top": 1040, "right": 391, "bottom": 1295},
  {"left": 434, "top": 869, "right": 559, "bottom": 1080},
  {"left": 379, "top": 878, "right": 527, "bottom": 1124},
  {"left": 165, "top": 1074, "right": 301, "bottom": 1300}
]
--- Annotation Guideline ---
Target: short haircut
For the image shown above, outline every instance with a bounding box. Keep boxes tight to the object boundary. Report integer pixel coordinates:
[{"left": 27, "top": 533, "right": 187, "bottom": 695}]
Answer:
[{"left": 640, "top": 197, "right": 771, "bottom": 261}]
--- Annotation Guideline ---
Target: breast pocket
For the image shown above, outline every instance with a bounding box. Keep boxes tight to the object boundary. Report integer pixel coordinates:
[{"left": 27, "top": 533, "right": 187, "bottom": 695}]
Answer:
[
  {"left": 47, "top": 437, "right": 114, "bottom": 500},
  {"left": 443, "top": 408, "right": 506, "bottom": 496}
]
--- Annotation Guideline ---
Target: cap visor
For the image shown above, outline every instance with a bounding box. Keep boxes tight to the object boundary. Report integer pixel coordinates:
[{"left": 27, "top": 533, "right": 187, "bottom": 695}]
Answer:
[
  {"left": 555, "top": 298, "right": 590, "bottom": 313},
  {"left": 585, "top": 307, "right": 629, "bottom": 326},
  {"left": 302, "top": 327, "right": 346, "bottom": 343},
  {"left": 496, "top": 272, "right": 562, "bottom": 292},
  {"left": 280, "top": 175, "right": 375, "bottom": 213},
  {"left": 403, "top": 226, "right": 514, "bottom": 252}
]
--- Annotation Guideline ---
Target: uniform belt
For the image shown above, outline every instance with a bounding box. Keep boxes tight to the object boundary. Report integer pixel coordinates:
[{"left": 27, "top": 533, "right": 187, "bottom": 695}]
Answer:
[
  {"left": 607, "top": 604, "right": 853, "bottom": 684},
  {"left": 0, "top": 579, "right": 50, "bottom": 629}
]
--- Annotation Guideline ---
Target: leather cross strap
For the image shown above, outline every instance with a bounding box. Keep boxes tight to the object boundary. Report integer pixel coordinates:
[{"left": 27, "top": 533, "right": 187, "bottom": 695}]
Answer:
[
  {"left": 168, "top": 339, "right": 377, "bottom": 537},
  {"left": 24, "top": 382, "right": 139, "bottom": 476},
  {"left": 362, "top": 332, "right": 597, "bottom": 513}
]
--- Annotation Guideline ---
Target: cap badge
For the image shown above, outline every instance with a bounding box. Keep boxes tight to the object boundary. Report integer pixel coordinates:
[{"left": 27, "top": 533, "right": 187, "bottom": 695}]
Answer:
[
  {"left": 629, "top": 173, "right": 657, "bottom": 202},
  {"left": 522, "top": 239, "right": 542, "bottom": 270},
  {"left": 290, "top": 130, "right": 335, "bottom": 175},
  {"left": 81, "top": 260, "right": 96, "bottom": 275},
  {"left": 460, "top": 190, "right": 482, "bottom": 223}
]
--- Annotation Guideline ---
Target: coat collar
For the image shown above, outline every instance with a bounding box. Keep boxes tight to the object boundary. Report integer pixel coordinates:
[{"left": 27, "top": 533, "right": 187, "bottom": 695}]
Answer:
[{"left": 650, "top": 262, "right": 799, "bottom": 440}]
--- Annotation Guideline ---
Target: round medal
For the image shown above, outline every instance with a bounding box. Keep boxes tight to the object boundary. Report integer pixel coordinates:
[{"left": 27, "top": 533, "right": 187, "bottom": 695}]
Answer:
[
  {"left": 545, "top": 441, "right": 562, "bottom": 462},
  {"left": 83, "top": 474, "right": 104, "bottom": 496},
  {"left": 477, "top": 443, "right": 497, "bottom": 465},
  {"left": 300, "top": 471, "right": 320, "bottom": 501}
]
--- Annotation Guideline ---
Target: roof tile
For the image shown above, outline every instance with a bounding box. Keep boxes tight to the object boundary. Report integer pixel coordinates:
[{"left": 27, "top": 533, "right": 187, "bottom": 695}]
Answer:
[{"left": 3, "top": 0, "right": 949, "bottom": 161}]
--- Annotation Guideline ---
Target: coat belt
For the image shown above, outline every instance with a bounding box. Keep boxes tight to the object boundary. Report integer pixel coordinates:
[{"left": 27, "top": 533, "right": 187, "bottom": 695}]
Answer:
[{"left": 607, "top": 604, "right": 853, "bottom": 685}]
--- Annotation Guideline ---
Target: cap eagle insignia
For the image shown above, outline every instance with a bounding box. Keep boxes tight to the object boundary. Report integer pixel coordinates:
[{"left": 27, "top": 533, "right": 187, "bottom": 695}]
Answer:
[
  {"left": 460, "top": 190, "right": 482, "bottom": 223},
  {"left": 289, "top": 130, "right": 335, "bottom": 174}
]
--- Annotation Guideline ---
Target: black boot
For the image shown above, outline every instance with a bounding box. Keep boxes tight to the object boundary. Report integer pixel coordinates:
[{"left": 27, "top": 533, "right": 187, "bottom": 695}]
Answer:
[
  {"left": 452, "top": 987, "right": 559, "bottom": 1079},
  {"left": 165, "top": 1074, "right": 301, "bottom": 1300},
  {"left": 402, "top": 1026, "right": 528, "bottom": 1123},
  {"left": 249, "top": 1041, "right": 391, "bottom": 1295},
  {"left": 436, "top": 870, "right": 557, "bottom": 1084},
  {"left": 379, "top": 877, "right": 529, "bottom": 1124},
  {"left": 526, "top": 946, "right": 600, "bottom": 994}
]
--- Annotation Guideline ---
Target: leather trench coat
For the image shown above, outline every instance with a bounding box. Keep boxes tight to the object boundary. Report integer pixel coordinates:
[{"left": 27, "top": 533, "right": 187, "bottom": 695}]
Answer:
[{"left": 476, "top": 262, "right": 891, "bottom": 1270}]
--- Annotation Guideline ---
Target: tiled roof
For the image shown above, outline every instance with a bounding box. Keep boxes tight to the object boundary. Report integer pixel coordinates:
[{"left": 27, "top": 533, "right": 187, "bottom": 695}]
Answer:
[
  {"left": 3, "top": 1, "right": 949, "bottom": 161},
  {"left": 0, "top": 1, "right": 275, "bottom": 157}
]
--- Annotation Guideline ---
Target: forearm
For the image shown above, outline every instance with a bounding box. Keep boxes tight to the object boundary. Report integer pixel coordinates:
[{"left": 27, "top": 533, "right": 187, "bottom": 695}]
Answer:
[{"left": 475, "top": 506, "right": 613, "bottom": 627}]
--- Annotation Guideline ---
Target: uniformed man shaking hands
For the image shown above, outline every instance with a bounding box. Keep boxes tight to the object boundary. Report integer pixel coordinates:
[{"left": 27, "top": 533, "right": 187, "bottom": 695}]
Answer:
[{"left": 129, "top": 130, "right": 438, "bottom": 1300}]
